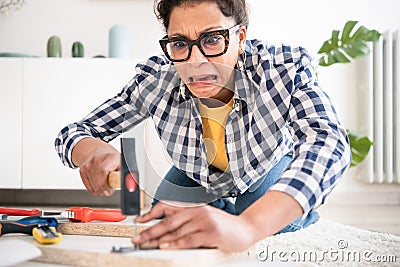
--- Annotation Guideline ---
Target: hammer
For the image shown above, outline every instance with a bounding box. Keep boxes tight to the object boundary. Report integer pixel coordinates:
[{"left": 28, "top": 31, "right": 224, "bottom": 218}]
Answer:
[
  {"left": 108, "top": 138, "right": 141, "bottom": 252},
  {"left": 107, "top": 138, "right": 140, "bottom": 215}
]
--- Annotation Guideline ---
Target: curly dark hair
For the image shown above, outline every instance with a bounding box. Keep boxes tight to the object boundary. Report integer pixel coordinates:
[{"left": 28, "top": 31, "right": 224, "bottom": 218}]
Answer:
[{"left": 154, "top": 0, "right": 249, "bottom": 31}]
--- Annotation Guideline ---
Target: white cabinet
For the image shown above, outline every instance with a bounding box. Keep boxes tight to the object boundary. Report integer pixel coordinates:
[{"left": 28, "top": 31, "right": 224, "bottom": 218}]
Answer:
[
  {"left": 0, "top": 59, "right": 23, "bottom": 189},
  {"left": 0, "top": 58, "right": 145, "bottom": 189}
]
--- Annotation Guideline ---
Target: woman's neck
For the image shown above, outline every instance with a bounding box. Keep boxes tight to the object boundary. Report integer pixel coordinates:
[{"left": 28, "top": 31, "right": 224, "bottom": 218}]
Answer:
[{"left": 201, "top": 88, "right": 234, "bottom": 108}]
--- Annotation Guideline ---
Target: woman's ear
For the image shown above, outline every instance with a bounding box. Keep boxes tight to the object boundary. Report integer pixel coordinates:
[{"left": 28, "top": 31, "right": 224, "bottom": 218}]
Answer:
[{"left": 238, "top": 26, "right": 247, "bottom": 54}]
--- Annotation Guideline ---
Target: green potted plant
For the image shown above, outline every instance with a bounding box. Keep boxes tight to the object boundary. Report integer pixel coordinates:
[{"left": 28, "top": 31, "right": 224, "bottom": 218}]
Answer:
[{"left": 317, "top": 20, "right": 380, "bottom": 167}]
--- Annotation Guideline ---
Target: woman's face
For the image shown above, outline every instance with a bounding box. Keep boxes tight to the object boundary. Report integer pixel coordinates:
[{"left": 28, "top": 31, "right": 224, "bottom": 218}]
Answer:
[{"left": 167, "top": 2, "right": 246, "bottom": 99}]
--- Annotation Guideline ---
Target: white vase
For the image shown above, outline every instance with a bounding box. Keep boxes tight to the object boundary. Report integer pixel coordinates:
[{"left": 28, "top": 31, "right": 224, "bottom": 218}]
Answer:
[{"left": 108, "top": 25, "right": 132, "bottom": 58}]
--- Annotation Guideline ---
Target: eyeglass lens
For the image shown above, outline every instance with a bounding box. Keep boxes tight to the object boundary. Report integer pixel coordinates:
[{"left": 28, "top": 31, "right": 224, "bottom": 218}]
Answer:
[{"left": 166, "top": 33, "right": 226, "bottom": 61}]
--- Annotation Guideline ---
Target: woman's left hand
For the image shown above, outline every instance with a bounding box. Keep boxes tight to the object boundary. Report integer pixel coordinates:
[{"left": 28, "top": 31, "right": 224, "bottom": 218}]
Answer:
[{"left": 132, "top": 201, "right": 255, "bottom": 252}]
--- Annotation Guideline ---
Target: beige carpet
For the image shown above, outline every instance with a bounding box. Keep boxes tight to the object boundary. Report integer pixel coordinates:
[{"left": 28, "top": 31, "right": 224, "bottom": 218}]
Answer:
[{"left": 254, "top": 219, "right": 400, "bottom": 266}]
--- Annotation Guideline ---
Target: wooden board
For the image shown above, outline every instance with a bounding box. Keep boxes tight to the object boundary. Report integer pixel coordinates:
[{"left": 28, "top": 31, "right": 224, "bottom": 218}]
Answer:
[
  {"left": 5, "top": 235, "right": 254, "bottom": 267},
  {"left": 57, "top": 217, "right": 157, "bottom": 237},
  {"left": 58, "top": 222, "right": 149, "bottom": 237}
]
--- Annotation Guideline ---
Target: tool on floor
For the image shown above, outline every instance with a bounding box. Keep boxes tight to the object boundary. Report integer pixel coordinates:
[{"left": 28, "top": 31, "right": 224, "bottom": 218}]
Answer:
[
  {"left": 0, "top": 220, "right": 62, "bottom": 244},
  {"left": 15, "top": 216, "right": 58, "bottom": 229},
  {"left": 111, "top": 245, "right": 137, "bottom": 253},
  {"left": 32, "top": 224, "right": 62, "bottom": 244},
  {"left": 1, "top": 214, "right": 65, "bottom": 221},
  {"left": 0, "top": 207, "right": 126, "bottom": 223},
  {"left": 0, "top": 221, "right": 37, "bottom": 236},
  {"left": 0, "top": 215, "right": 58, "bottom": 228},
  {"left": 0, "top": 208, "right": 41, "bottom": 217},
  {"left": 64, "top": 207, "right": 127, "bottom": 223},
  {"left": 110, "top": 138, "right": 141, "bottom": 253}
]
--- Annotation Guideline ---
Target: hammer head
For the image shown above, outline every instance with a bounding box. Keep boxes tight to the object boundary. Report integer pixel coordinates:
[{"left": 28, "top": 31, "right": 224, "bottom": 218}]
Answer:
[{"left": 120, "top": 138, "right": 140, "bottom": 216}]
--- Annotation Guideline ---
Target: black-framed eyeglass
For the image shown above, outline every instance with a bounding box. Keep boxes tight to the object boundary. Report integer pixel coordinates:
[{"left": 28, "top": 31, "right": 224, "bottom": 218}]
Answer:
[{"left": 159, "top": 24, "right": 240, "bottom": 62}]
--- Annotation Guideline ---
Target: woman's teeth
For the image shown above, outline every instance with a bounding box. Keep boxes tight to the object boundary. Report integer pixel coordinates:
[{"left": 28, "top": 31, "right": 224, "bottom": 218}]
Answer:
[{"left": 188, "top": 75, "right": 217, "bottom": 82}]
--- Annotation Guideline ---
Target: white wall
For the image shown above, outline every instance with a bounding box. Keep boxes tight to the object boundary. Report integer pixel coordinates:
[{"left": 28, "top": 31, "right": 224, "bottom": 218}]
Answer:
[
  {"left": 2, "top": 0, "right": 399, "bottom": 61},
  {"left": 0, "top": 0, "right": 162, "bottom": 58},
  {"left": 1, "top": 0, "right": 399, "bottom": 200}
]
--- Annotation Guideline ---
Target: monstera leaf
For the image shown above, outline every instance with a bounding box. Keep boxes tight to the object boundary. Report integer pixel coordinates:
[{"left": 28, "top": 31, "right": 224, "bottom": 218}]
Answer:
[
  {"left": 347, "top": 130, "right": 373, "bottom": 167},
  {"left": 317, "top": 21, "right": 378, "bottom": 167},
  {"left": 318, "top": 21, "right": 381, "bottom": 66}
]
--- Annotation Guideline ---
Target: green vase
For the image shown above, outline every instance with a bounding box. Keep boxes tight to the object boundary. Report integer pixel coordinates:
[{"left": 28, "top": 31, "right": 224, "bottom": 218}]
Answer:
[
  {"left": 47, "top": 36, "right": 62, "bottom": 57},
  {"left": 72, "top": 41, "right": 84, "bottom": 58}
]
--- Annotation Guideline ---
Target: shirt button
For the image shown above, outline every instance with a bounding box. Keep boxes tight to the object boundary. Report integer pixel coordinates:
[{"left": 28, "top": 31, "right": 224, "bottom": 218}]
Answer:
[{"left": 228, "top": 138, "right": 233, "bottom": 143}]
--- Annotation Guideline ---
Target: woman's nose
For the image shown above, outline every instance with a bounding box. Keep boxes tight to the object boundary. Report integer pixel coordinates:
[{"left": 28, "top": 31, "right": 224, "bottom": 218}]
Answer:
[{"left": 187, "top": 45, "right": 208, "bottom": 63}]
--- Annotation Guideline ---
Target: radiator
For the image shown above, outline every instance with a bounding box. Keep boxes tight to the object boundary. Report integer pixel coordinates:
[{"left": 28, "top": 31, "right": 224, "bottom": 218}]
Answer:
[{"left": 358, "top": 30, "right": 400, "bottom": 184}]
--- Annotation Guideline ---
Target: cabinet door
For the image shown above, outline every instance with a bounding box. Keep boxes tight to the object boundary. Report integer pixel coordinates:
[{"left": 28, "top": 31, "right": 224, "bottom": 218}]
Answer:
[
  {"left": 22, "top": 58, "right": 144, "bottom": 189},
  {"left": 0, "top": 59, "right": 23, "bottom": 188}
]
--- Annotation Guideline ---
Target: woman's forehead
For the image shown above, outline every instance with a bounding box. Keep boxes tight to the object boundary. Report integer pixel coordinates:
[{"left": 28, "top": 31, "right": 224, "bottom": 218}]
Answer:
[{"left": 167, "top": 2, "right": 234, "bottom": 37}]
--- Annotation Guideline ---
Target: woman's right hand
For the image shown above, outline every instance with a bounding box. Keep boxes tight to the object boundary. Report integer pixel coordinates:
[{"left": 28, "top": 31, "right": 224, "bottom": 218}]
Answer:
[{"left": 77, "top": 145, "right": 120, "bottom": 196}]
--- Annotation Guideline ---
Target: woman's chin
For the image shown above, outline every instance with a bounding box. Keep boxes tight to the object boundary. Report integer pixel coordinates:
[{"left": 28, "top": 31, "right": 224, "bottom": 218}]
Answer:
[{"left": 187, "top": 84, "right": 222, "bottom": 98}]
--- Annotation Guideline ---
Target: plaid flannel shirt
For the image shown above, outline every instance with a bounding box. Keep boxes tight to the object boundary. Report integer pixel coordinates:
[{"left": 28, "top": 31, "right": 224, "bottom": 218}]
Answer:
[{"left": 55, "top": 39, "right": 351, "bottom": 215}]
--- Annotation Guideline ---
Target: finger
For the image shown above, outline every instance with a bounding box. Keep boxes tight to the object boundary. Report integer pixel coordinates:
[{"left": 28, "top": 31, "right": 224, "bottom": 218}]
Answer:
[
  {"left": 91, "top": 168, "right": 113, "bottom": 195},
  {"left": 102, "top": 184, "right": 115, "bottom": 196},
  {"left": 135, "top": 239, "right": 159, "bottom": 249},
  {"left": 81, "top": 175, "right": 94, "bottom": 193},
  {"left": 102, "top": 189, "right": 114, "bottom": 196},
  {"left": 133, "top": 209, "right": 192, "bottom": 244},
  {"left": 159, "top": 232, "right": 208, "bottom": 250},
  {"left": 79, "top": 169, "right": 94, "bottom": 193},
  {"left": 134, "top": 207, "right": 163, "bottom": 224},
  {"left": 157, "top": 218, "right": 200, "bottom": 243},
  {"left": 99, "top": 171, "right": 115, "bottom": 196},
  {"left": 135, "top": 202, "right": 181, "bottom": 223}
]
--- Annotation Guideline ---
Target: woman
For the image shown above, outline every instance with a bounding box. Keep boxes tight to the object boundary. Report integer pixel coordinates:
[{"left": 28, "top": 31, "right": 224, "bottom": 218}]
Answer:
[{"left": 55, "top": 0, "right": 351, "bottom": 252}]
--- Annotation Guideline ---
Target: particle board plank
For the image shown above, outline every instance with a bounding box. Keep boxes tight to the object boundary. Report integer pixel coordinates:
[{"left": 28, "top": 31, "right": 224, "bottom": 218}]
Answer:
[
  {"left": 58, "top": 222, "right": 149, "bottom": 237},
  {"left": 4, "top": 235, "right": 254, "bottom": 267}
]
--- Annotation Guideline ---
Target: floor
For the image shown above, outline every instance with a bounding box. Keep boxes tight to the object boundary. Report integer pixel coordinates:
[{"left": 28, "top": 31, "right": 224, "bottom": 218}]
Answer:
[
  {"left": 318, "top": 203, "right": 400, "bottom": 236},
  {"left": 11, "top": 204, "right": 399, "bottom": 267},
  {"left": 4, "top": 201, "right": 399, "bottom": 267}
]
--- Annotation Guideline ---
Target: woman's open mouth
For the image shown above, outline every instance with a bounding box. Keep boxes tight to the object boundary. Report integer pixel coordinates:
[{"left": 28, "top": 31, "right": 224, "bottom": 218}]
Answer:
[{"left": 187, "top": 74, "right": 218, "bottom": 84}]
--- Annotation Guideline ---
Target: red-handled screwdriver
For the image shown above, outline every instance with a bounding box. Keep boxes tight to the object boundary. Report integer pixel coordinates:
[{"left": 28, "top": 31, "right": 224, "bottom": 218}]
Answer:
[
  {"left": 0, "top": 207, "right": 127, "bottom": 223},
  {"left": 66, "top": 207, "right": 127, "bottom": 223},
  {"left": 0, "top": 208, "right": 40, "bottom": 217}
]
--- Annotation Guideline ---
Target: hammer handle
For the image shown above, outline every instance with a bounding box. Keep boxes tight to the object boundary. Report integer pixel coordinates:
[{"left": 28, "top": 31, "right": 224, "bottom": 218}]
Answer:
[{"left": 108, "top": 171, "right": 121, "bottom": 189}]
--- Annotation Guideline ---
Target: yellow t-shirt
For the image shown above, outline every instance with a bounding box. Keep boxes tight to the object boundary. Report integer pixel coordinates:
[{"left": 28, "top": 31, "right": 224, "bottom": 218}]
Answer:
[{"left": 198, "top": 97, "right": 234, "bottom": 172}]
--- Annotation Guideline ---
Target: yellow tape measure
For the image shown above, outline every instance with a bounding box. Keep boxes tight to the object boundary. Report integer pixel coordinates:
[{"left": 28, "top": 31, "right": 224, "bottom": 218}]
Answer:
[{"left": 32, "top": 225, "right": 62, "bottom": 244}]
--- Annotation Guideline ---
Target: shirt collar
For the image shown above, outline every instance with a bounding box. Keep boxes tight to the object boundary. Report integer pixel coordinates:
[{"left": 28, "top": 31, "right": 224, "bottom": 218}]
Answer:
[
  {"left": 234, "top": 65, "right": 255, "bottom": 105},
  {"left": 179, "top": 80, "right": 193, "bottom": 100}
]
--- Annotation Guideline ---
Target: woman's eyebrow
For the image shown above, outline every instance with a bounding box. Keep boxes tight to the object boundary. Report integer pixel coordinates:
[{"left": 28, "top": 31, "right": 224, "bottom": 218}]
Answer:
[{"left": 169, "top": 26, "right": 223, "bottom": 39}]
